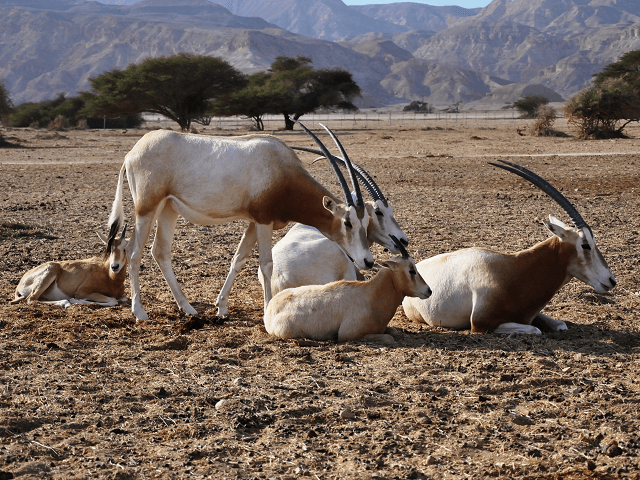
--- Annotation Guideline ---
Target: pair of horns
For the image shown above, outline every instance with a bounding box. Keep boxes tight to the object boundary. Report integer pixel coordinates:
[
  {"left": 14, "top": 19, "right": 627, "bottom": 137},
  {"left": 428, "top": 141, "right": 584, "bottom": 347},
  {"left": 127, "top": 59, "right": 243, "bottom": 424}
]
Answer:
[
  {"left": 291, "top": 145, "right": 387, "bottom": 205},
  {"left": 294, "top": 121, "right": 365, "bottom": 208},
  {"left": 489, "top": 159, "right": 589, "bottom": 230}
]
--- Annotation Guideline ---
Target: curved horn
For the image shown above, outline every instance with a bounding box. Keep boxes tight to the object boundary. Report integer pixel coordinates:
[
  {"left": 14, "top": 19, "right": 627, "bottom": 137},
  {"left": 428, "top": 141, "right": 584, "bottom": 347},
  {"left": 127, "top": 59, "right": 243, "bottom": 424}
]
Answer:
[
  {"left": 488, "top": 159, "right": 588, "bottom": 229},
  {"left": 120, "top": 223, "right": 128, "bottom": 239},
  {"left": 294, "top": 120, "right": 354, "bottom": 206},
  {"left": 390, "top": 234, "right": 409, "bottom": 258},
  {"left": 292, "top": 146, "right": 381, "bottom": 202},
  {"left": 319, "top": 123, "right": 365, "bottom": 208}
]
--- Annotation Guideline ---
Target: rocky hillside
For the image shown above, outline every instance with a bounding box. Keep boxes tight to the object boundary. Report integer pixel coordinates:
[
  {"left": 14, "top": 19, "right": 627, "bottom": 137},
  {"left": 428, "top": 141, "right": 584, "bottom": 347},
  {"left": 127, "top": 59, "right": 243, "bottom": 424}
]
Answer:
[
  {"left": 2, "top": 0, "right": 638, "bottom": 107},
  {"left": 412, "top": 0, "right": 640, "bottom": 97}
]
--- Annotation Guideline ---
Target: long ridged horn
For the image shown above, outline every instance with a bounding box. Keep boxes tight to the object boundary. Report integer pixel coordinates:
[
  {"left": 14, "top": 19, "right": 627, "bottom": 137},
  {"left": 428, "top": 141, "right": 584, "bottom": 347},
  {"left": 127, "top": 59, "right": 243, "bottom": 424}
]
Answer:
[
  {"left": 488, "top": 159, "right": 589, "bottom": 230},
  {"left": 318, "top": 123, "right": 365, "bottom": 208},
  {"left": 390, "top": 235, "right": 409, "bottom": 258},
  {"left": 295, "top": 120, "right": 354, "bottom": 207},
  {"left": 291, "top": 146, "right": 383, "bottom": 203}
]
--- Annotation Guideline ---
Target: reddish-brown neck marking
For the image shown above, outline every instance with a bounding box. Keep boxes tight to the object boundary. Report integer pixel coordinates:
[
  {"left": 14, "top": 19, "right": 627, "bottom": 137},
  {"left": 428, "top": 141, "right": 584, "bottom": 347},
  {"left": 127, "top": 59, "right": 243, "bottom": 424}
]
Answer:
[
  {"left": 472, "top": 236, "right": 574, "bottom": 332},
  {"left": 247, "top": 168, "right": 343, "bottom": 233}
]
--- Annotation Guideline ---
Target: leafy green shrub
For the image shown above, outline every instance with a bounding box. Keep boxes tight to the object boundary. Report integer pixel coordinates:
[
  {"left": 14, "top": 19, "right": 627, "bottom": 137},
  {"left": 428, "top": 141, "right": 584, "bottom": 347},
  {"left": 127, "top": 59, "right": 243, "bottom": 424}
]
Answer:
[
  {"left": 6, "top": 94, "right": 143, "bottom": 129},
  {"left": 565, "top": 50, "right": 640, "bottom": 139},
  {"left": 403, "top": 101, "right": 432, "bottom": 112},
  {"left": 513, "top": 95, "right": 550, "bottom": 118},
  {"left": 565, "top": 78, "right": 640, "bottom": 139}
]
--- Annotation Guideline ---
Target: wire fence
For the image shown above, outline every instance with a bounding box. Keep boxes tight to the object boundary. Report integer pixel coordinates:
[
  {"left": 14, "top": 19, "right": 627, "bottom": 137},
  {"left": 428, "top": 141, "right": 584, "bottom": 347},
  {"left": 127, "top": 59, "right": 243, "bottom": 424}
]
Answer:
[{"left": 142, "top": 109, "right": 551, "bottom": 131}]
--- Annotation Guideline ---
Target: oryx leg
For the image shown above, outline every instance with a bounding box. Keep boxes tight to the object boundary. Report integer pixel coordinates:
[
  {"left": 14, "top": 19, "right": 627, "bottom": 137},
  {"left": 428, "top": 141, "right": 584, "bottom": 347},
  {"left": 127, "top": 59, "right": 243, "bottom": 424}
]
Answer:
[
  {"left": 534, "top": 312, "right": 568, "bottom": 331},
  {"left": 129, "top": 209, "right": 158, "bottom": 321},
  {"left": 256, "top": 223, "right": 274, "bottom": 312},
  {"left": 492, "top": 322, "right": 542, "bottom": 335},
  {"left": 68, "top": 293, "right": 119, "bottom": 307},
  {"left": 216, "top": 222, "right": 258, "bottom": 317},
  {"left": 20, "top": 264, "right": 61, "bottom": 304},
  {"left": 152, "top": 203, "right": 197, "bottom": 316}
]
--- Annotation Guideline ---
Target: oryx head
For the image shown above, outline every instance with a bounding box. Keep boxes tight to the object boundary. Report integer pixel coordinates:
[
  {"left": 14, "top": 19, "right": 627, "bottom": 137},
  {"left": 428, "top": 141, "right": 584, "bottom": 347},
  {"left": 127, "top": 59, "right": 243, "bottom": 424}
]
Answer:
[
  {"left": 97, "top": 223, "right": 129, "bottom": 274},
  {"left": 490, "top": 159, "right": 617, "bottom": 294},
  {"left": 379, "top": 235, "right": 431, "bottom": 299},
  {"left": 291, "top": 141, "right": 408, "bottom": 254}
]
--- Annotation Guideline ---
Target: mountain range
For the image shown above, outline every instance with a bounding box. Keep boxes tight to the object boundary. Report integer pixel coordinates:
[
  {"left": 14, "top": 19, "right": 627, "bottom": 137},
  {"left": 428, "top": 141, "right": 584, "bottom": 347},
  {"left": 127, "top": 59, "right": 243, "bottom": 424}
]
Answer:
[{"left": 0, "top": 0, "right": 638, "bottom": 108}]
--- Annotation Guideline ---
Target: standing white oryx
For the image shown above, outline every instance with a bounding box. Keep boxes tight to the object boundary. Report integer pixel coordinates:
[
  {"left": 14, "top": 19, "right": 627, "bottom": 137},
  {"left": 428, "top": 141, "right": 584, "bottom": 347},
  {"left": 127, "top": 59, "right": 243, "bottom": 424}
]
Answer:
[
  {"left": 11, "top": 224, "right": 129, "bottom": 308},
  {"left": 403, "top": 160, "right": 617, "bottom": 334},
  {"left": 107, "top": 122, "right": 374, "bottom": 320},
  {"left": 264, "top": 236, "right": 432, "bottom": 343},
  {"left": 259, "top": 140, "right": 409, "bottom": 297}
]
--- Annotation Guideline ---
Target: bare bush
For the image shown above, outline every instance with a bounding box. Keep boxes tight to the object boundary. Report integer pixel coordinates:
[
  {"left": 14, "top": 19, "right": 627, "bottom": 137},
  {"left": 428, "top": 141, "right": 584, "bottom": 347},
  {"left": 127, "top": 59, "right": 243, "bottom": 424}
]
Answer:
[
  {"left": 47, "top": 115, "right": 69, "bottom": 131},
  {"left": 76, "top": 118, "right": 88, "bottom": 130},
  {"left": 529, "top": 106, "right": 561, "bottom": 136}
]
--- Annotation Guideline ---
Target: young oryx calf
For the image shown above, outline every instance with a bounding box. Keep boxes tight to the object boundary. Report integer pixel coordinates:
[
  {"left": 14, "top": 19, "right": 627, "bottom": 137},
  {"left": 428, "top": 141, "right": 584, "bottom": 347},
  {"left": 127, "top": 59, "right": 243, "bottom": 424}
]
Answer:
[
  {"left": 403, "top": 160, "right": 617, "bottom": 334},
  {"left": 260, "top": 132, "right": 409, "bottom": 297},
  {"left": 264, "top": 236, "right": 432, "bottom": 343},
  {"left": 11, "top": 225, "right": 129, "bottom": 308}
]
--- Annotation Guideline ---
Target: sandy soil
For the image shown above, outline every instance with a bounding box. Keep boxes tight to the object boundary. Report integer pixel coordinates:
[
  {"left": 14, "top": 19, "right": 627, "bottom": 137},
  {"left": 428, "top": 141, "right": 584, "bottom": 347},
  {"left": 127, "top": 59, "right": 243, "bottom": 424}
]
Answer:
[{"left": 1, "top": 117, "right": 639, "bottom": 480}]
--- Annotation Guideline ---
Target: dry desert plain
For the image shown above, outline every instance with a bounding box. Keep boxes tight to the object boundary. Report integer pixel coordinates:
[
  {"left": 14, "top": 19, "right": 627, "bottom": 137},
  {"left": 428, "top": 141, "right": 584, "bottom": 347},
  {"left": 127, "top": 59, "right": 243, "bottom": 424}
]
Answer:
[{"left": 0, "top": 117, "right": 639, "bottom": 479}]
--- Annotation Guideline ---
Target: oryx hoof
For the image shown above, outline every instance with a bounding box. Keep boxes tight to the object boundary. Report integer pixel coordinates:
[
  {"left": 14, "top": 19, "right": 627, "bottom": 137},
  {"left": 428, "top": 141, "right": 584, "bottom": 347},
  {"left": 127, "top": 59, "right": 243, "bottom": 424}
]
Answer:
[{"left": 180, "top": 304, "right": 198, "bottom": 316}]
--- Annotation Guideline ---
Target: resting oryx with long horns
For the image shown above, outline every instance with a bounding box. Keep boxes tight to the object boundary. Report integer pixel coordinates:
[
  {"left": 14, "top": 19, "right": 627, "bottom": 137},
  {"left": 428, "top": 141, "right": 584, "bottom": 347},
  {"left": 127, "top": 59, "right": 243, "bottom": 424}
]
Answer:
[
  {"left": 265, "top": 236, "right": 432, "bottom": 343},
  {"left": 258, "top": 129, "right": 409, "bottom": 297},
  {"left": 107, "top": 123, "right": 373, "bottom": 320},
  {"left": 403, "top": 160, "right": 617, "bottom": 334},
  {"left": 11, "top": 224, "right": 129, "bottom": 308}
]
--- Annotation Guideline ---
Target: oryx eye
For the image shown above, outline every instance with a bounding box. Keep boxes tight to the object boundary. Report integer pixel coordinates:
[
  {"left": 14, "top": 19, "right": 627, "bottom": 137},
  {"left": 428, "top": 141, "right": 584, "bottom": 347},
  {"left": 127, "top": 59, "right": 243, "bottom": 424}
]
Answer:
[
  {"left": 375, "top": 210, "right": 384, "bottom": 217},
  {"left": 344, "top": 219, "right": 352, "bottom": 229},
  {"left": 582, "top": 243, "right": 591, "bottom": 251},
  {"left": 409, "top": 269, "right": 416, "bottom": 276}
]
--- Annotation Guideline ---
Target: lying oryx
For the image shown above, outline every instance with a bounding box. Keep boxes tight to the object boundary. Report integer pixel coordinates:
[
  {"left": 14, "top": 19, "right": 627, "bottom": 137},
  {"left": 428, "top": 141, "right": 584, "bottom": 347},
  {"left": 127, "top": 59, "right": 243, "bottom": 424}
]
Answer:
[
  {"left": 403, "top": 160, "right": 617, "bottom": 334},
  {"left": 107, "top": 122, "right": 373, "bottom": 320},
  {"left": 259, "top": 135, "right": 408, "bottom": 297},
  {"left": 11, "top": 225, "right": 129, "bottom": 308},
  {"left": 264, "top": 236, "right": 432, "bottom": 343}
]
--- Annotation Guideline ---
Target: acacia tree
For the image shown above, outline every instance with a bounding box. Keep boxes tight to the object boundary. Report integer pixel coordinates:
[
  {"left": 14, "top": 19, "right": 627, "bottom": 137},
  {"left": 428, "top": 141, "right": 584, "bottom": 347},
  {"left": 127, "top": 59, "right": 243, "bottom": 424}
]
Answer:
[
  {"left": 0, "top": 77, "right": 12, "bottom": 119},
  {"left": 211, "top": 56, "right": 361, "bottom": 130},
  {"left": 0, "top": 77, "right": 14, "bottom": 146},
  {"left": 82, "top": 53, "right": 245, "bottom": 131},
  {"left": 565, "top": 50, "right": 640, "bottom": 139},
  {"left": 268, "top": 56, "right": 361, "bottom": 130},
  {"left": 210, "top": 72, "right": 288, "bottom": 130}
]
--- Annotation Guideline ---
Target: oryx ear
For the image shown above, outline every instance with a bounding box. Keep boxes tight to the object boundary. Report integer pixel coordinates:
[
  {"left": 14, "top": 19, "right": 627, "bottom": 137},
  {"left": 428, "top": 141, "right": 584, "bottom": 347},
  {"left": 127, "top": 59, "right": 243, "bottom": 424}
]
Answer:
[
  {"left": 543, "top": 214, "right": 569, "bottom": 239},
  {"left": 377, "top": 260, "right": 393, "bottom": 269},
  {"left": 96, "top": 231, "right": 109, "bottom": 244},
  {"left": 323, "top": 196, "right": 336, "bottom": 212}
]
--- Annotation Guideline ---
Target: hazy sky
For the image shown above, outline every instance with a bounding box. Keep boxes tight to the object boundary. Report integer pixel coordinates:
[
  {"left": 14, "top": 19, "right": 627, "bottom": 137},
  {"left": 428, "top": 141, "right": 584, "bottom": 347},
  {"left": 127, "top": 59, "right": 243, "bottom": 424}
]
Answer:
[{"left": 343, "top": 0, "right": 493, "bottom": 7}]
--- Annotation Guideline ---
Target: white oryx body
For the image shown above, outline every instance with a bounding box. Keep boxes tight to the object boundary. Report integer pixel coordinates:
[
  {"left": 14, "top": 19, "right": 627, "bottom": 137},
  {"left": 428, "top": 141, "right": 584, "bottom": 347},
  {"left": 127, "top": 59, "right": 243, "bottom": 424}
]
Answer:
[
  {"left": 11, "top": 227, "right": 129, "bottom": 308},
  {"left": 108, "top": 126, "right": 373, "bottom": 320},
  {"left": 265, "top": 238, "right": 431, "bottom": 343},
  {"left": 403, "top": 160, "right": 617, "bottom": 334},
  {"left": 261, "top": 223, "right": 358, "bottom": 297}
]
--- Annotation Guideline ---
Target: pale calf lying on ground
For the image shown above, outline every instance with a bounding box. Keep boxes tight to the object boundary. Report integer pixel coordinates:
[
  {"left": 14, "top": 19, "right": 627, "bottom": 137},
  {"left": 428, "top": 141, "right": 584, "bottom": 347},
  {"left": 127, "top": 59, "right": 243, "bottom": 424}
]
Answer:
[
  {"left": 11, "top": 225, "right": 129, "bottom": 308},
  {"left": 264, "top": 236, "right": 432, "bottom": 343},
  {"left": 403, "top": 160, "right": 617, "bottom": 334}
]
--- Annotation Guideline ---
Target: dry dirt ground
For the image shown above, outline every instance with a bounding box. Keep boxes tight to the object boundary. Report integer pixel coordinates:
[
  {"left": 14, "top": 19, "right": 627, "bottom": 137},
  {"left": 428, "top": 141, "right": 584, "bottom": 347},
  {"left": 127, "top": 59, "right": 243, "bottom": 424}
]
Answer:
[{"left": 0, "top": 117, "right": 639, "bottom": 480}]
